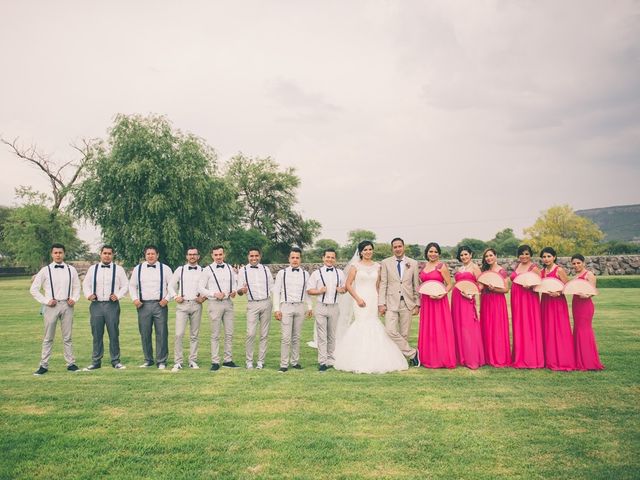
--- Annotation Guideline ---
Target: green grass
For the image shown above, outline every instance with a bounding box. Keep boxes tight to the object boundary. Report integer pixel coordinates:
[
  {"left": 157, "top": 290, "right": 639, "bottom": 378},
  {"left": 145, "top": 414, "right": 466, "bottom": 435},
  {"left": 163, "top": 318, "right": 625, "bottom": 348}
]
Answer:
[{"left": 0, "top": 277, "right": 638, "bottom": 479}]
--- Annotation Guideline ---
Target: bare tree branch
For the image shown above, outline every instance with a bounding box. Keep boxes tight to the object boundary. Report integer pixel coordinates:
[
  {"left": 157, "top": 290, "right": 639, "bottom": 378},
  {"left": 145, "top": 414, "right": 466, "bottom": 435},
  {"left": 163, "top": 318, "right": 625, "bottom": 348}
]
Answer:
[{"left": 1, "top": 136, "right": 94, "bottom": 213}]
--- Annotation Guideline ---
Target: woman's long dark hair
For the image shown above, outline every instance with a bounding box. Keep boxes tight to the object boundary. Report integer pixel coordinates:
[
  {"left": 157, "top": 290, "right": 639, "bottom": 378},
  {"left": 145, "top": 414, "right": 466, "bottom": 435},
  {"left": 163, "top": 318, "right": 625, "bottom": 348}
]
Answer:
[{"left": 481, "top": 248, "right": 498, "bottom": 272}]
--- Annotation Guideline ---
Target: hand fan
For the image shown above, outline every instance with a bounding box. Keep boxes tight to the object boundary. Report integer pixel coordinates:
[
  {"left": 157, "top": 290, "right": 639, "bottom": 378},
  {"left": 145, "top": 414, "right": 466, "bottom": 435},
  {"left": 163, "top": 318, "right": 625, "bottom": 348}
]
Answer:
[
  {"left": 477, "top": 271, "right": 505, "bottom": 289},
  {"left": 534, "top": 277, "right": 565, "bottom": 294},
  {"left": 563, "top": 279, "right": 598, "bottom": 296},
  {"left": 419, "top": 280, "right": 447, "bottom": 296}
]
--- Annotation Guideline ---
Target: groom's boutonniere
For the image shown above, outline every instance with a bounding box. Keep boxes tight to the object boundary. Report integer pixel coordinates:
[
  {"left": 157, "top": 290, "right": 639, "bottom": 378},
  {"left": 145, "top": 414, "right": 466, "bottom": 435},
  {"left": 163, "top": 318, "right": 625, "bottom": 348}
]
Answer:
[{"left": 405, "top": 262, "right": 411, "bottom": 269}]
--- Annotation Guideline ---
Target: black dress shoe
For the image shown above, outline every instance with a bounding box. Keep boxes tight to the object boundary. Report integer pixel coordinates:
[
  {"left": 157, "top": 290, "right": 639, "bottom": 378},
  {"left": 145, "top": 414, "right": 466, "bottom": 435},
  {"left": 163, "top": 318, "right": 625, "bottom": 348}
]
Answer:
[
  {"left": 319, "top": 364, "right": 328, "bottom": 372},
  {"left": 411, "top": 349, "right": 421, "bottom": 367},
  {"left": 210, "top": 363, "right": 220, "bottom": 371},
  {"left": 33, "top": 366, "right": 48, "bottom": 376},
  {"left": 291, "top": 364, "right": 303, "bottom": 370},
  {"left": 278, "top": 367, "right": 288, "bottom": 373},
  {"left": 67, "top": 364, "right": 80, "bottom": 372},
  {"left": 222, "top": 361, "right": 239, "bottom": 368}
]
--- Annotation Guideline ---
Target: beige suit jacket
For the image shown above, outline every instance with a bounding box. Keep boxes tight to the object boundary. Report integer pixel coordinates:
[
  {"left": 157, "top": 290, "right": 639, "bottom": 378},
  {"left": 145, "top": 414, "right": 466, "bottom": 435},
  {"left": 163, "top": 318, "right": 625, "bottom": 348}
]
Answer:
[{"left": 377, "top": 256, "right": 421, "bottom": 311}]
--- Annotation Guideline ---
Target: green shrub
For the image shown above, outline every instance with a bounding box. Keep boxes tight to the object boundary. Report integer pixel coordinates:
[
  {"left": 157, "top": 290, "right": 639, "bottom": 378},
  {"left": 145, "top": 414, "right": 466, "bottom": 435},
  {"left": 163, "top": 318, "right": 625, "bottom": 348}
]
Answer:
[{"left": 596, "top": 275, "right": 640, "bottom": 288}]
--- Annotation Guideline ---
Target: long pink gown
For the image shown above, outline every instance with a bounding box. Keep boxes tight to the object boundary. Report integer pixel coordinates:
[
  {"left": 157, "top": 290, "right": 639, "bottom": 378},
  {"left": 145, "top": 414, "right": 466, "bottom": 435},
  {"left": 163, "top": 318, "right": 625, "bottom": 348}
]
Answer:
[
  {"left": 510, "top": 264, "right": 544, "bottom": 368},
  {"left": 417, "top": 265, "right": 456, "bottom": 368},
  {"left": 451, "top": 271, "right": 485, "bottom": 369},
  {"left": 480, "top": 268, "right": 511, "bottom": 367},
  {"left": 572, "top": 271, "right": 604, "bottom": 371},
  {"left": 540, "top": 266, "right": 575, "bottom": 371}
]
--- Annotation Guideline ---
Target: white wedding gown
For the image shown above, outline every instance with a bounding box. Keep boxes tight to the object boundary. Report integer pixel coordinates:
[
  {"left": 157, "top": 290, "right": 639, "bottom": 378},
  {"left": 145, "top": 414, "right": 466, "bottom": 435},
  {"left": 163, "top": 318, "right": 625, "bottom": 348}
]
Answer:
[{"left": 334, "top": 262, "right": 409, "bottom": 373}]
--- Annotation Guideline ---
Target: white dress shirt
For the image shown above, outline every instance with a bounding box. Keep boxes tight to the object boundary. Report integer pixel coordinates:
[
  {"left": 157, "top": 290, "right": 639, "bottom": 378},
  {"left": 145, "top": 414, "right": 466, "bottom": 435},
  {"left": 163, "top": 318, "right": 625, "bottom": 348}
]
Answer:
[
  {"left": 199, "top": 262, "right": 237, "bottom": 299},
  {"left": 308, "top": 265, "right": 345, "bottom": 305},
  {"left": 129, "top": 262, "right": 173, "bottom": 302},
  {"left": 168, "top": 265, "right": 203, "bottom": 301},
  {"left": 237, "top": 263, "right": 274, "bottom": 301},
  {"left": 273, "top": 266, "right": 312, "bottom": 309},
  {"left": 82, "top": 262, "right": 129, "bottom": 301},
  {"left": 394, "top": 256, "right": 406, "bottom": 280},
  {"left": 30, "top": 262, "right": 81, "bottom": 305}
]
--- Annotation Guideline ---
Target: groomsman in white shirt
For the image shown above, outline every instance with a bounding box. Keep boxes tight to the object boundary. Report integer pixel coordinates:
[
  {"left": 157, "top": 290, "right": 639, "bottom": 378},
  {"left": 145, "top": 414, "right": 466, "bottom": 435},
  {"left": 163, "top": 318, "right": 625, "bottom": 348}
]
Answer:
[
  {"left": 199, "top": 245, "right": 238, "bottom": 371},
  {"left": 236, "top": 247, "right": 274, "bottom": 369},
  {"left": 129, "top": 245, "right": 173, "bottom": 369},
  {"left": 81, "top": 245, "right": 129, "bottom": 371},
  {"left": 168, "top": 246, "right": 206, "bottom": 372},
  {"left": 273, "top": 247, "right": 312, "bottom": 373},
  {"left": 30, "top": 243, "right": 81, "bottom": 375},
  {"left": 307, "top": 248, "right": 346, "bottom": 372}
]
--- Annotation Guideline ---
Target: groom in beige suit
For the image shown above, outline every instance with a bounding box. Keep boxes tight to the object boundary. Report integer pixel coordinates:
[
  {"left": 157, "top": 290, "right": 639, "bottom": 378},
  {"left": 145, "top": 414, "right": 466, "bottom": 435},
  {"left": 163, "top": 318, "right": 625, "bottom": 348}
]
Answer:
[{"left": 378, "top": 237, "right": 420, "bottom": 366}]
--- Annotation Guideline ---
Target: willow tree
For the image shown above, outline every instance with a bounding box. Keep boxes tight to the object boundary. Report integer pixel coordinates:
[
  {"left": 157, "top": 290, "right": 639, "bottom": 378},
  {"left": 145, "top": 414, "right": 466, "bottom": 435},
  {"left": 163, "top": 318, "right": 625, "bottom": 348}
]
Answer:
[{"left": 72, "top": 114, "right": 237, "bottom": 267}]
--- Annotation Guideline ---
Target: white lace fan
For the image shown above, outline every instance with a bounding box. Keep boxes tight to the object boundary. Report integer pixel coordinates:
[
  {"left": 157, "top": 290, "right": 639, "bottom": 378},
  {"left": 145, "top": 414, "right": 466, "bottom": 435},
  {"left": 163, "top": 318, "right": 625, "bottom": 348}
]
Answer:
[
  {"left": 512, "top": 271, "right": 542, "bottom": 287},
  {"left": 534, "top": 277, "right": 564, "bottom": 294},
  {"left": 477, "top": 271, "right": 505, "bottom": 289},
  {"left": 563, "top": 279, "right": 598, "bottom": 296},
  {"left": 454, "top": 280, "right": 479, "bottom": 296},
  {"left": 419, "top": 280, "right": 447, "bottom": 296}
]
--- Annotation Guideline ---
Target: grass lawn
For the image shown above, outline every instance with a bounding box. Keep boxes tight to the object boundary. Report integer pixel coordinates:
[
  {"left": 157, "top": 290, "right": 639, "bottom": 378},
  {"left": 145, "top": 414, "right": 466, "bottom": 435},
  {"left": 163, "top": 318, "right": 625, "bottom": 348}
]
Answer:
[{"left": 0, "top": 277, "right": 638, "bottom": 479}]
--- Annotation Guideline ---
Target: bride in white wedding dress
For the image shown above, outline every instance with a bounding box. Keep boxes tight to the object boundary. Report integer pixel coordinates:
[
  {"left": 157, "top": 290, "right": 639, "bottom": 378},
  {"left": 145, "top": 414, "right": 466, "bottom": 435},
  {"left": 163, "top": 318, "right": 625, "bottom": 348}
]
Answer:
[{"left": 333, "top": 241, "right": 409, "bottom": 373}]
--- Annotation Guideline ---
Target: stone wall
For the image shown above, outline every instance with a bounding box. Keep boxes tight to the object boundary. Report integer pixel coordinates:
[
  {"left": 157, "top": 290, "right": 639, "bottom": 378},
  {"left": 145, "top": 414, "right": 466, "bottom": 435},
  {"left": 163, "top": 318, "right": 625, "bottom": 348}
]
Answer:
[
  {"left": 263, "top": 255, "right": 640, "bottom": 276},
  {"left": 62, "top": 255, "right": 640, "bottom": 279}
]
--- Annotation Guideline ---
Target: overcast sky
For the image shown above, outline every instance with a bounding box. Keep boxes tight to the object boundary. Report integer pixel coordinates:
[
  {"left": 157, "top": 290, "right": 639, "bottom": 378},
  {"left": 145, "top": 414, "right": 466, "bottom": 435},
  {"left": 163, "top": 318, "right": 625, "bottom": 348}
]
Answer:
[{"left": 1, "top": 1, "right": 638, "bottom": 249}]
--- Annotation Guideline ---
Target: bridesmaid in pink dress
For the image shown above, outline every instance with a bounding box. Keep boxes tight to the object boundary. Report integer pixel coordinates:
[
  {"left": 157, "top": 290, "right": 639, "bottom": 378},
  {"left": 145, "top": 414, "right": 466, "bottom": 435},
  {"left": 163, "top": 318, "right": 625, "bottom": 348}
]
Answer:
[
  {"left": 479, "top": 248, "right": 511, "bottom": 367},
  {"left": 540, "top": 247, "right": 575, "bottom": 371},
  {"left": 451, "top": 246, "right": 485, "bottom": 369},
  {"left": 570, "top": 254, "right": 604, "bottom": 371},
  {"left": 510, "top": 245, "right": 544, "bottom": 368},
  {"left": 417, "top": 242, "right": 456, "bottom": 368}
]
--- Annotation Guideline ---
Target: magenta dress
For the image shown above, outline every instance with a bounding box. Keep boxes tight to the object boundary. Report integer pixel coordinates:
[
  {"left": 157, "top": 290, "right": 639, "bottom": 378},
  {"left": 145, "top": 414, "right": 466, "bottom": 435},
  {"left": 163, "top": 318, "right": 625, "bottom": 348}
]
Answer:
[
  {"left": 510, "top": 264, "right": 544, "bottom": 368},
  {"left": 540, "top": 266, "right": 575, "bottom": 371},
  {"left": 417, "top": 265, "right": 456, "bottom": 368},
  {"left": 479, "top": 268, "right": 511, "bottom": 367},
  {"left": 451, "top": 271, "right": 485, "bottom": 369},
  {"left": 572, "top": 271, "right": 604, "bottom": 371}
]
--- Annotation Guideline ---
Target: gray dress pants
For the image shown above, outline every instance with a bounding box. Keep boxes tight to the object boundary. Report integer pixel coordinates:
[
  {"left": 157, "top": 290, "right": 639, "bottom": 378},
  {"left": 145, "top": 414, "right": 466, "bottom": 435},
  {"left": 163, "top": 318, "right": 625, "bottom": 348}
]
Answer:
[{"left": 137, "top": 301, "right": 168, "bottom": 365}]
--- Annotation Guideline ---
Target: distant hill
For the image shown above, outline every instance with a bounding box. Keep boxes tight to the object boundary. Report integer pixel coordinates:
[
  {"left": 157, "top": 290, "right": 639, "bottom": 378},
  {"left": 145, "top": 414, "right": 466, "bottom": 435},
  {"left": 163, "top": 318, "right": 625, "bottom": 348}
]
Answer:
[{"left": 576, "top": 204, "right": 640, "bottom": 242}]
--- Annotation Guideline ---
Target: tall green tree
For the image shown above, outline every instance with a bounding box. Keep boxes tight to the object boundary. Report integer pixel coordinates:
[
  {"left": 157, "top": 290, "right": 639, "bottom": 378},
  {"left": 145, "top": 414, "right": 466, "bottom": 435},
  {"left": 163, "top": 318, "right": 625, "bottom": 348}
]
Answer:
[
  {"left": 454, "top": 238, "right": 488, "bottom": 257},
  {"left": 488, "top": 228, "right": 521, "bottom": 256},
  {"left": 307, "top": 238, "right": 341, "bottom": 263},
  {"left": 2, "top": 203, "right": 86, "bottom": 271},
  {"left": 523, "top": 204, "right": 604, "bottom": 256},
  {"left": 224, "top": 154, "right": 321, "bottom": 256},
  {"left": 71, "top": 114, "right": 237, "bottom": 267}
]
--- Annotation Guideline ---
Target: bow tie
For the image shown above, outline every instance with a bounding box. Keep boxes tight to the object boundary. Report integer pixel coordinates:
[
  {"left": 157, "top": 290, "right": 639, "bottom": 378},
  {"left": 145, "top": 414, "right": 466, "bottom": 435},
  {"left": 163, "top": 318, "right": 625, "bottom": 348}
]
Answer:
[
  {"left": 325, "top": 268, "right": 334, "bottom": 272},
  {"left": 147, "top": 264, "right": 157, "bottom": 268},
  {"left": 291, "top": 268, "right": 300, "bottom": 272},
  {"left": 54, "top": 264, "right": 65, "bottom": 269},
  {"left": 188, "top": 266, "right": 198, "bottom": 270},
  {"left": 216, "top": 264, "right": 225, "bottom": 269},
  {"left": 250, "top": 265, "right": 259, "bottom": 269},
  {"left": 100, "top": 264, "right": 111, "bottom": 268}
]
